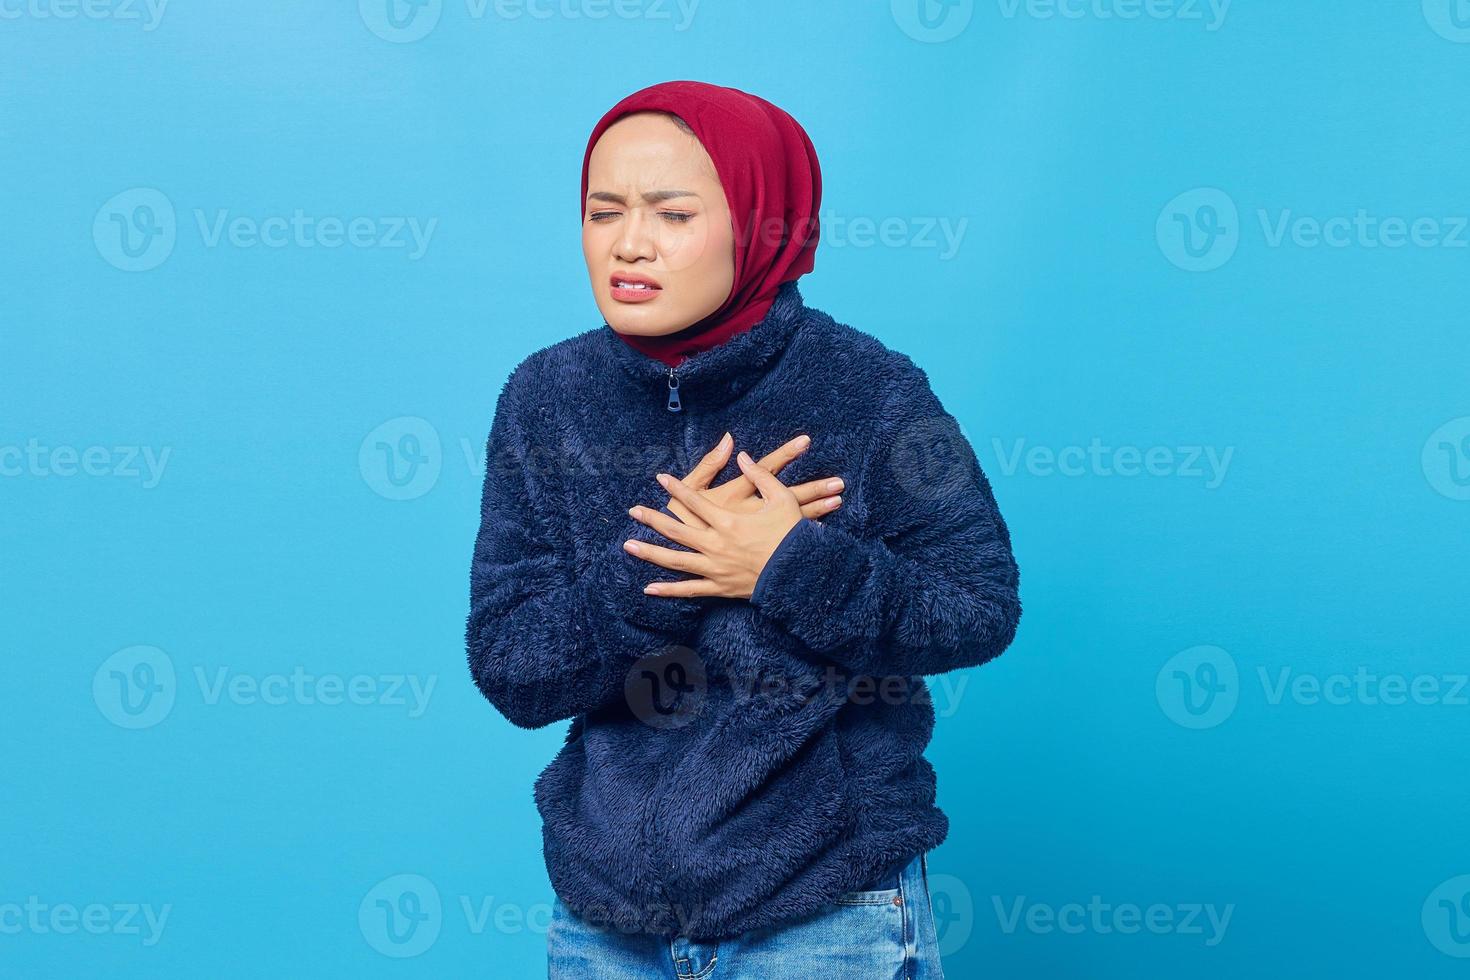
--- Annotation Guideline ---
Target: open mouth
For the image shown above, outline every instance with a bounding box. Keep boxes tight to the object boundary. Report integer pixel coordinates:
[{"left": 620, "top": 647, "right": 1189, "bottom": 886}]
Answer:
[
  {"left": 612, "top": 276, "right": 661, "bottom": 291},
  {"left": 610, "top": 274, "right": 663, "bottom": 301}
]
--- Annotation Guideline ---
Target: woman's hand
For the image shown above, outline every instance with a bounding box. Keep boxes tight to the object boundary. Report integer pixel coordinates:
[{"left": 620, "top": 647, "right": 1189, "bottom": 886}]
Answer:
[
  {"left": 625, "top": 451, "right": 822, "bottom": 599},
  {"left": 667, "top": 431, "right": 844, "bottom": 523}
]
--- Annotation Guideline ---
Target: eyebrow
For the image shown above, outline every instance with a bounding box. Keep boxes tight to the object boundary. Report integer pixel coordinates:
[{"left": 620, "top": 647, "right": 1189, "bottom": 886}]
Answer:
[{"left": 586, "top": 189, "right": 699, "bottom": 205}]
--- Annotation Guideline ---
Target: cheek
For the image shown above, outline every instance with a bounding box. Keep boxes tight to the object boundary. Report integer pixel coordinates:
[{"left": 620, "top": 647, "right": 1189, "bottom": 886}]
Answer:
[
  {"left": 693, "top": 225, "right": 735, "bottom": 295},
  {"left": 581, "top": 225, "right": 603, "bottom": 262}
]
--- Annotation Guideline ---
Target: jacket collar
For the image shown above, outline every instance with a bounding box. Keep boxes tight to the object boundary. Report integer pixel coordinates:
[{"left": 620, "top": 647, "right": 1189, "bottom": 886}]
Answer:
[{"left": 600, "top": 281, "right": 808, "bottom": 407}]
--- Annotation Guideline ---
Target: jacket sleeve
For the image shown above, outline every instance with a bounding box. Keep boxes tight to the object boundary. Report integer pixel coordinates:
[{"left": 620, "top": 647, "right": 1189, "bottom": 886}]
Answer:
[
  {"left": 465, "top": 366, "right": 706, "bottom": 729},
  {"left": 747, "top": 359, "right": 1021, "bottom": 678}
]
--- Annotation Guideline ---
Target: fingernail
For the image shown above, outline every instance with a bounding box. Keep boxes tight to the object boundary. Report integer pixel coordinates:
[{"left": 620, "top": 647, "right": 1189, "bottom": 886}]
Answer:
[
  {"left": 655, "top": 473, "right": 670, "bottom": 487},
  {"left": 796, "top": 434, "right": 811, "bottom": 447},
  {"left": 737, "top": 451, "right": 753, "bottom": 465},
  {"left": 628, "top": 506, "right": 641, "bottom": 519},
  {"left": 826, "top": 479, "right": 844, "bottom": 493},
  {"left": 720, "top": 432, "right": 732, "bottom": 447},
  {"left": 624, "top": 540, "right": 641, "bottom": 554},
  {"left": 827, "top": 495, "right": 842, "bottom": 509},
  {"left": 644, "top": 583, "right": 661, "bottom": 595}
]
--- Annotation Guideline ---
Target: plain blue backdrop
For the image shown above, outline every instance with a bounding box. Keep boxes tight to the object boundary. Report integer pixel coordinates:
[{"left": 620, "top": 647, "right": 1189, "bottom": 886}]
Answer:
[{"left": 5, "top": 1, "right": 1469, "bottom": 976}]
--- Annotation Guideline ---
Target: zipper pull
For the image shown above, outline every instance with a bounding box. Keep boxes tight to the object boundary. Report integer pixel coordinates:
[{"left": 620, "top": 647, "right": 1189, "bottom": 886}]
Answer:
[{"left": 666, "top": 365, "right": 682, "bottom": 413}]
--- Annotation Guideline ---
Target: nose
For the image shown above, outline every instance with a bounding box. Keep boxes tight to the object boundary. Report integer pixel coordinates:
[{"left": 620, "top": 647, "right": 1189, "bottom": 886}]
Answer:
[{"left": 613, "top": 208, "right": 657, "bottom": 264}]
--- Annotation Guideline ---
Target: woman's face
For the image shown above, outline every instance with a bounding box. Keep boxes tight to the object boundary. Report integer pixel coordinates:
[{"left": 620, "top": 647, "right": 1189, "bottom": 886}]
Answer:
[{"left": 583, "top": 112, "right": 735, "bottom": 338}]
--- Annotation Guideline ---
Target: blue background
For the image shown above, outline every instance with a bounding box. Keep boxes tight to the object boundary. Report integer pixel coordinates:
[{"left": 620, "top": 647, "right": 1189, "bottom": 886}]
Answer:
[{"left": 5, "top": 1, "right": 1468, "bottom": 976}]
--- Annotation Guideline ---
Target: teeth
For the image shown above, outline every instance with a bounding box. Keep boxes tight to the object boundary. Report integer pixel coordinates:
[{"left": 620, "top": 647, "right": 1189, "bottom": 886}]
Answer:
[{"left": 616, "top": 281, "right": 654, "bottom": 289}]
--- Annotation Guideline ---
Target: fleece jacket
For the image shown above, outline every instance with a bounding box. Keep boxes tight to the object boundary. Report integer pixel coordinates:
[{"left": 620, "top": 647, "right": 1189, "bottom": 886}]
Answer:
[{"left": 465, "top": 280, "right": 1022, "bottom": 940}]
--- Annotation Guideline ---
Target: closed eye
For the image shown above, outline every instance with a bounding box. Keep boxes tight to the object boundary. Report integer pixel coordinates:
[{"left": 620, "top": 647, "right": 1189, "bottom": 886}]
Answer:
[{"left": 587, "top": 211, "right": 695, "bottom": 224}]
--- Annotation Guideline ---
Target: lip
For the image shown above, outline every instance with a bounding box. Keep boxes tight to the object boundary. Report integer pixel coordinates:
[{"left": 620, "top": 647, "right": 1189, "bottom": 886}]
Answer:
[{"left": 610, "top": 271, "right": 663, "bottom": 304}]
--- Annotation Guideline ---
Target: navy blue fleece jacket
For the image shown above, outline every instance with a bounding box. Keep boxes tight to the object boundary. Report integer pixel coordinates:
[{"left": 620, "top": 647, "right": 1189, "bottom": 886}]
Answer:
[{"left": 466, "top": 281, "right": 1021, "bottom": 939}]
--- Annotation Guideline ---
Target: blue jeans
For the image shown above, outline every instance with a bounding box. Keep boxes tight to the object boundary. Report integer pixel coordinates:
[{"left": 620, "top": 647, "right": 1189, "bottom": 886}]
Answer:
[{"left": 547, "top": 852, "right": 946, "bottom": 979}]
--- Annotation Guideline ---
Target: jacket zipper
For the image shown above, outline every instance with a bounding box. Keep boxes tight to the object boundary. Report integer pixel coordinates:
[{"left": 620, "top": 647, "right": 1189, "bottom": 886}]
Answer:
[{"left": 667, "top": 365, "right": 693, "bottom": 476}]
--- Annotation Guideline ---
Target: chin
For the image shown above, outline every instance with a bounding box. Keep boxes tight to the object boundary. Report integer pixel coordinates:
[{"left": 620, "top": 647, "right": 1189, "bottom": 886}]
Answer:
[
  {"left": 600, "top": 299, "right": 685, "bottom": 338},
  {"left": 606, "top": 317, "right": 681, "bottom": 338}
]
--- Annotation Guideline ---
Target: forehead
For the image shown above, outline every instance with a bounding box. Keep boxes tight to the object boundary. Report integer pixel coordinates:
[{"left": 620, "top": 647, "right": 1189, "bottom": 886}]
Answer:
[{"left": 587, "top": 113, "right": 718, "bottom": 185}]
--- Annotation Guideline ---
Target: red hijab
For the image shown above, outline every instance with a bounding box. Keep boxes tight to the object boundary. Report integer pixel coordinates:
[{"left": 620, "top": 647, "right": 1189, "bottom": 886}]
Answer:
[{"left": 580, "top": 80, "right": 822, "bottom": 367}]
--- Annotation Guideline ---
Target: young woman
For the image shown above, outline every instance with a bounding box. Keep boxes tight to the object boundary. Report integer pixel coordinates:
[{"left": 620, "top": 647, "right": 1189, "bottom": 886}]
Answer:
[{"left": 467, "top": 80, "right": 1021, "bottom": 978}]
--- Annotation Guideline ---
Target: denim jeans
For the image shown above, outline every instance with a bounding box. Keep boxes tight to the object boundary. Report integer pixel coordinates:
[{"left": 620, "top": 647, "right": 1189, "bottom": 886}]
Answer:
[{"left": 547, "top": 852, "right": 946, "bottom": 979}]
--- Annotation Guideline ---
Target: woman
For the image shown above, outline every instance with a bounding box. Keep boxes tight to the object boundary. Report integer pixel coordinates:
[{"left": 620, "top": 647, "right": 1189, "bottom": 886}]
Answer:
[{"left": 466, "top": 79, "right": 1021, "bottom": 978}]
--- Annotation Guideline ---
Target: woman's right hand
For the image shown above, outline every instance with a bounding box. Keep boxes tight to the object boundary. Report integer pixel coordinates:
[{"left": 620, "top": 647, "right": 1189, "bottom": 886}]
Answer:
[{"left": 668, "top": 432, "right": 843, "bottom": 523}]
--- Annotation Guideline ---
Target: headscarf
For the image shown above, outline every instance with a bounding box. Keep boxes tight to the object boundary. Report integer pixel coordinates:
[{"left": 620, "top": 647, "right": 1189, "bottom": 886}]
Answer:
[{"left": 580, "top": 80, "right": 822, "bottom": 367}]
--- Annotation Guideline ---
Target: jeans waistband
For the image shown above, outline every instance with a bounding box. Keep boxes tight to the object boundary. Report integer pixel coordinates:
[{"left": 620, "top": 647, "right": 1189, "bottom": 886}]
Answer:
[{"left": 854, "top": 854, "right": 912, "bottom": 891}]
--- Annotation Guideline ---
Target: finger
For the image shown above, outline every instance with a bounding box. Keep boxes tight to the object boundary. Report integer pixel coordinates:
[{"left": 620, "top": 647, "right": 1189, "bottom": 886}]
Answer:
[
  {"left": 628, "top": 504, "right": 704, "bottom": 549},
  {"left": 800, "top": 495, "right": 843, "bottom": 520},
  {"left": 755, "top": 433, "right": 812, "bottom": 477},
  {"left": 657, "top": 472, "right": 725, "bottom": 525},
  {"left": 645, "top": 578, "right": 724, "bottom": 598},
  {"left": 663, "top": 498, "right": 702, "bottom": 530},
  {"left": 682, "top": 432, "right": 733, "bottom": 491},
  {"left": 736, "top": 451, "right": 795, "bottom": 504},
  {"left": 788, "top": 477, "right": 844, "bottom": 505},
  {"left": 623, "top": 539, "right": 714, "bottom": 576}
]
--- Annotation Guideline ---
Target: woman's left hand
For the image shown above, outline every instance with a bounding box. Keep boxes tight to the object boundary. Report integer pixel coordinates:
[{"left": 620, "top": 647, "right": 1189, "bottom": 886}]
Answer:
[{"left": 625, "top": 451, "right": 812, "bottom": 599}]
